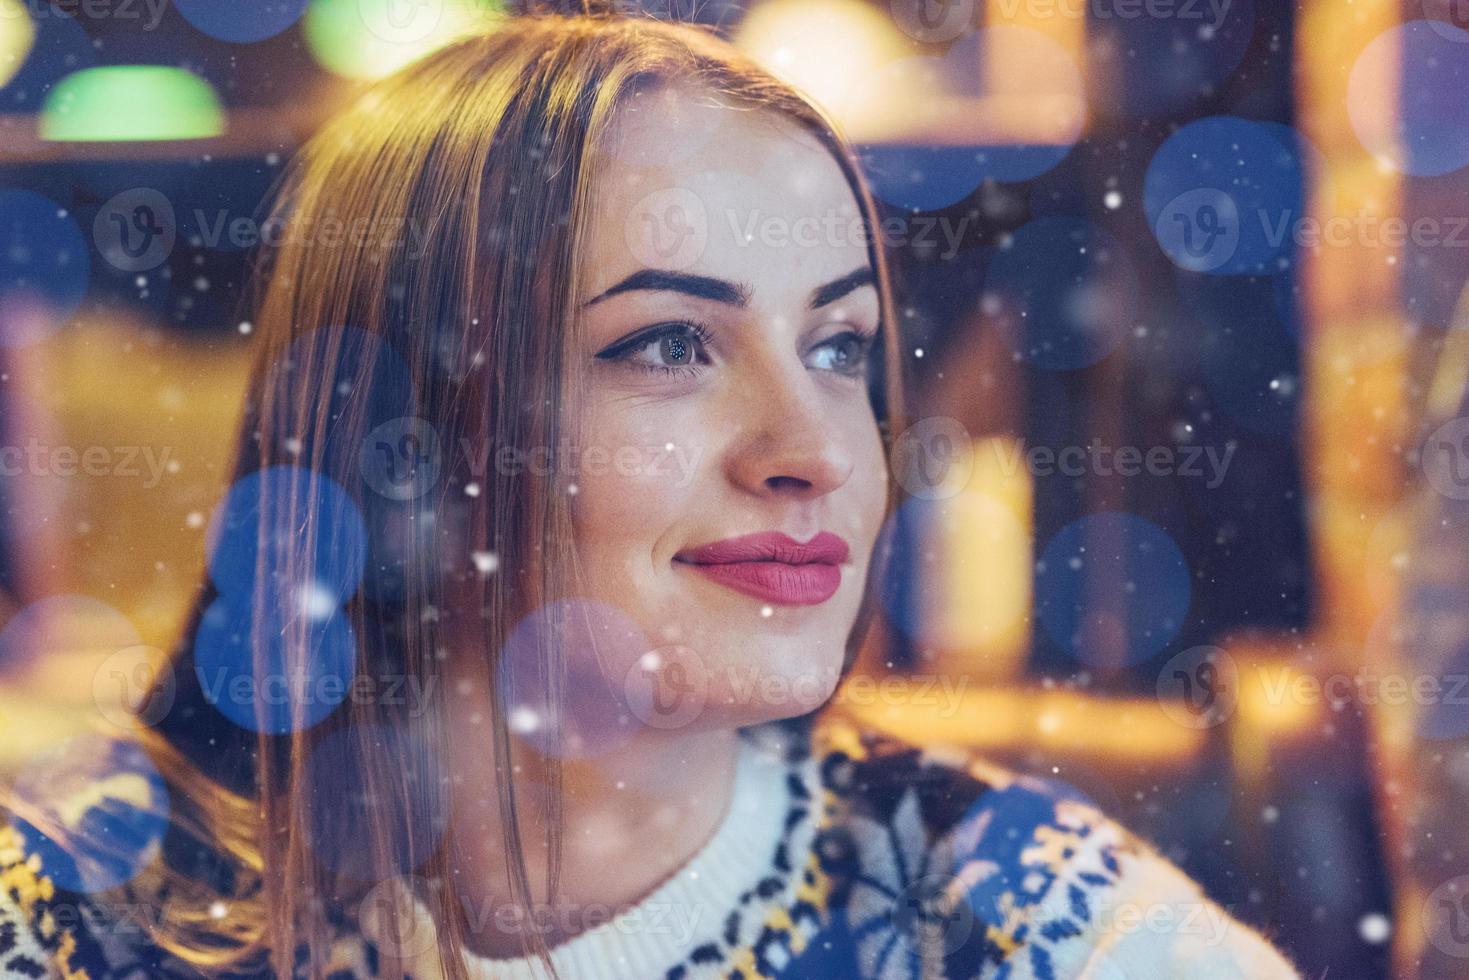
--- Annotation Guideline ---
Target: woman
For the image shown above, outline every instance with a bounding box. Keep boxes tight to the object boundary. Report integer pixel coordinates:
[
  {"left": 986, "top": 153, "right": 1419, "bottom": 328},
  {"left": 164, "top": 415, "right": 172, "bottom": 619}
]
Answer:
[{"left": 0, "top": 4, "right": 1302, "bottom": 978}]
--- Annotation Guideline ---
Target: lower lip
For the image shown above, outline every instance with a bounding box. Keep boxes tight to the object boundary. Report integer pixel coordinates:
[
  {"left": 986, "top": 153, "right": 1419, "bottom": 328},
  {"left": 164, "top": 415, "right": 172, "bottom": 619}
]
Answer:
[{"left": 678, "top": 561, "right": 842, "bottom": 606}]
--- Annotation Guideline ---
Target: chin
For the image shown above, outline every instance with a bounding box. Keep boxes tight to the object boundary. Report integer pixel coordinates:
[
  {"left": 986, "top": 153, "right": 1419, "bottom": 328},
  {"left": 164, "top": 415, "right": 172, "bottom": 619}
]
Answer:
[
  {"left": 608, "top": 583, "right": 863, "bottom": 735},
  {"left": 705, "top": 631, "right": 847, "bottom": 728}
]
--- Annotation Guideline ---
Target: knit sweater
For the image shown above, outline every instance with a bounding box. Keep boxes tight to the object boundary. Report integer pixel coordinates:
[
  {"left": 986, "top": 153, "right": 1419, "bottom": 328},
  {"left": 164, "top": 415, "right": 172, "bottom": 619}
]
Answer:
[{"left": 0, "top": 717, "right": 1302, "bottom": 979}]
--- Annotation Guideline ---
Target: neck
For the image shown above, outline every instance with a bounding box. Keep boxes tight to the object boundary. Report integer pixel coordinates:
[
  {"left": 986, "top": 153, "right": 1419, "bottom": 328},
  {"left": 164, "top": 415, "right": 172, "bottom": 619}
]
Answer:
[{"left": 441, "top": 689, "right": 742, "bottom": 959}]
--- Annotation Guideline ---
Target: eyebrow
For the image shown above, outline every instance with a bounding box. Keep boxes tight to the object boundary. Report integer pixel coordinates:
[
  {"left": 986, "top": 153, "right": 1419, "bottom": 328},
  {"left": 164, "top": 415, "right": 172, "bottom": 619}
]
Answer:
[
  {"left": 808, "top": 266, "right": 875, "bottom": 310},
  {"left": 584, "top": 269, "right": 748, "bottom": 307},
  {"left": 583, "top": 266, "right": 875, "bottom": 310}
]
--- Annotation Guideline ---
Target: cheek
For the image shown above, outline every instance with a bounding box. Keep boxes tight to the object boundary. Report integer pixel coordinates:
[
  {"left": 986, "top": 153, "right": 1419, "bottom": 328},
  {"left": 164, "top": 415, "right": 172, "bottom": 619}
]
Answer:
[
  {"left": 847, "top": 413, "right": 890, "bottom": 548},
  {"left": 570, "top": 399, "right": 711, "bottom": 566}
]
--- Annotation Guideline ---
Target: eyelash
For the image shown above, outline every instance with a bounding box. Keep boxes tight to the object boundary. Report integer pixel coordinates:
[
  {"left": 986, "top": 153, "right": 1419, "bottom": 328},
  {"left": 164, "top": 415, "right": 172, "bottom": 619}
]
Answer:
[
  {"left": 595, "top": 321, "right": 880, "bottom": 379},
  {"left": 596, "top": 320, "right": 715, "bottom": 378}
]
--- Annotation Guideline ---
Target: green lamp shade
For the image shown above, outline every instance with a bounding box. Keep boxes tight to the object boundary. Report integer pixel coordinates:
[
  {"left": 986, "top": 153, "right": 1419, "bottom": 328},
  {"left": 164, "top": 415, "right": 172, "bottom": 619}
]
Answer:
[{"left": 41, "top": 66, "right": 224, "bottom": 142}]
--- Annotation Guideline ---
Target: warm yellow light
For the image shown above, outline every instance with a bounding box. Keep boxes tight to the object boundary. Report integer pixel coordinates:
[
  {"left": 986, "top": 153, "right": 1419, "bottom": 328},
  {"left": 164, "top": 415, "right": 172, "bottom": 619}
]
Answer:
[
  {"left": 1234, "top": 659, "right": 1319, "bottom": 735},
  {"left": 834, "top": 682, "right": 1206, "bottom": 765},
  {"left": 984, "top": 0, "right": 1083, "bottom": 55},
  {"left": 0, "top": 0, "right": 36, "bottom": 89},
  {"left": 733, "top": 0, "right": 909, "bottom": 128},
  {"left": 924, "top": 436, "right": 1033, "bottom": 679},
  {"left": 304, "top": 0, "right": 502, "bottom": 80}
]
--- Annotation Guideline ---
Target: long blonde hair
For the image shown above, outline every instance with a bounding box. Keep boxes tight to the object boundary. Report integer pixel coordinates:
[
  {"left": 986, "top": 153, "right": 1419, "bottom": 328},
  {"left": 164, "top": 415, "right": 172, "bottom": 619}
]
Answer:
[{"left": 24, "top": 11, "right": 907, "bottom": 979}]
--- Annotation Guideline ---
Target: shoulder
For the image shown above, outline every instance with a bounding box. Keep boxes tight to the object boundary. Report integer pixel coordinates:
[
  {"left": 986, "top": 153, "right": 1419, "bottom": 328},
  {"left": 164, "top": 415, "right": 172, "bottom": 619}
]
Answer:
[
  {"left": 0, "top": 731, "right": 205, "bottom": 979},
  {"left": 0, "top": 821, "right": 92, "bottom": 979},
  {"left": 0, "top": 811, "right": 210, "bottom": 979},
  {"left": 808, "top": 715, "right": 1303, "bottom": 979}
]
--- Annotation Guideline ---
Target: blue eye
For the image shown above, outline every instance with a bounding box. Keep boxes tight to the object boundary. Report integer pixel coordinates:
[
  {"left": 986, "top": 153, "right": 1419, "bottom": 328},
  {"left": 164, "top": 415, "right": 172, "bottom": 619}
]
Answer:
[
  {"left": 596, "top": 321, "right": 713, "bottom": 376},
  {"left": 807, "top": 329, "right": 876, "bottom": 376}
]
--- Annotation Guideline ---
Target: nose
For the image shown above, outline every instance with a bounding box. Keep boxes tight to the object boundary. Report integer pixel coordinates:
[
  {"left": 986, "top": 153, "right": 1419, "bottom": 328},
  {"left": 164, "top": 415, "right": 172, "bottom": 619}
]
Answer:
[{"left": 724, "top": 363, "right": 855, "bottom": 501}]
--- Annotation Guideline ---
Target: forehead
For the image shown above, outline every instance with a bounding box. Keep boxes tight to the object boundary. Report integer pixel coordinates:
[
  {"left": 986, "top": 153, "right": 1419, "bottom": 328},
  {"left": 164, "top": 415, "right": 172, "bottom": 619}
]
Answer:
[{"left": 582, "top": 85, "right": 871, "bottom": 303}]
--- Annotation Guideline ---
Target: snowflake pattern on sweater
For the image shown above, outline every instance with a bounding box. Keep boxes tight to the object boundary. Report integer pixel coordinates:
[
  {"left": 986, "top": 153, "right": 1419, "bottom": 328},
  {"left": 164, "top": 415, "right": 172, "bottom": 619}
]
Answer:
[{"left": 0, "top": 716, "right": 1300, "bottom": 979}]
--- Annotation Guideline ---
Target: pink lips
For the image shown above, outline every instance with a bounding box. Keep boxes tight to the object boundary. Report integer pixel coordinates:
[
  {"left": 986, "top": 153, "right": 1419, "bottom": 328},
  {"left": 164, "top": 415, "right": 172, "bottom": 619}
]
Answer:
[{"left": 674, "top": 531, "right": 849, "bottom": 606}]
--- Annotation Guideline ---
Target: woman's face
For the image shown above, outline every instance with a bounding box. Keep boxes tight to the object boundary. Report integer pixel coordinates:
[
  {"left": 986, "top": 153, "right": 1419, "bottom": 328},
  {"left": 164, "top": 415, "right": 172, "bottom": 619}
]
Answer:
[{"left": 567, "top": 87, "right": 888, "bottom": 732}]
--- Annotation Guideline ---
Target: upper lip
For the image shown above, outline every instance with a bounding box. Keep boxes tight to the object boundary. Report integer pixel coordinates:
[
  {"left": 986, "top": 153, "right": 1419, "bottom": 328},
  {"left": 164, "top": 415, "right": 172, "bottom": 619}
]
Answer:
[{"left": 674, "top": 531, "right": 849, "bottom": 566}]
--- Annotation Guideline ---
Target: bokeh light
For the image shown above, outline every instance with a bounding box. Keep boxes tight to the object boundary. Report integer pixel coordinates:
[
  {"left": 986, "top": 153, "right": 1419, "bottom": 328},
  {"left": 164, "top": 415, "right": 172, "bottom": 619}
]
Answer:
[
  {"left": 852, "top": 28, "right": 1085, "bottom": 211},
  {"left": 0, "top": 189, "right": 89, "bottom": 347},
  {"left": 0, "top": 594, "right": 141, "bottom": 667},
  {"left": 205, "top": 465, "right": 368, "bottom": 603},
  {"left": 734, "top": 0, "right": 907, "bottom": 127},
  {"left": 191, "top": 592, "right": 358, "bottom": 734},
  {"left": 495, "top": 598, "right": 646, "bottom": 759},
  {"left": 41, "top": 66, "right": 225, "bottom": 142},
  {"left": 7, "top": 733, "right": 169, "bottom": 893},
  {"left": 1348, "top": 20, "right": 1469, "bottom": 177},
  {"left": 0, "top": 0, "right": 36, "bottom": 88},
  {"left": 173, "top": 0, "right": 311, "bottom": 43},
  {"left": 1035, "top": 512, "right": 1192, "bottom": 669},
  {"left": 1144, "top": 116, "right": 1308, "bottom": 276},
  {"left": 0, "top": 11, "right": 95, "bottom": 113},
  {"left": 303, "top": 0, "right": 503, "bottom": 79}
]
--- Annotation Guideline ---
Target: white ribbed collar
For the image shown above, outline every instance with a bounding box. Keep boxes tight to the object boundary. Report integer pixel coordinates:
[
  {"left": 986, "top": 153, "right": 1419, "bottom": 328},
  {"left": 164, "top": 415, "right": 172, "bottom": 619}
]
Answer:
[{"left": 363, "top": 735, "right": 817, "bottom": 980}]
